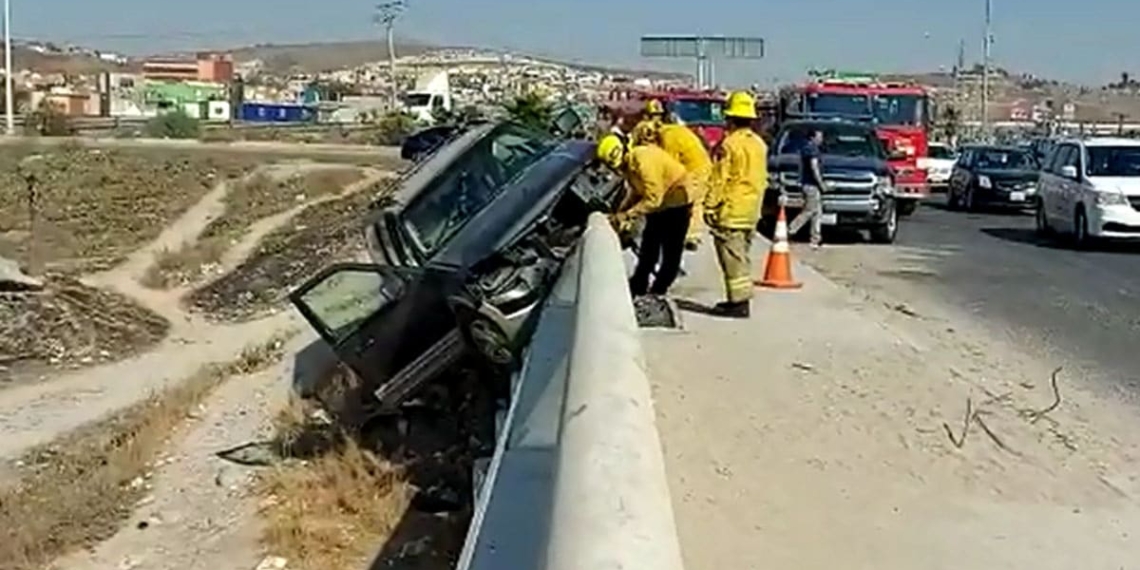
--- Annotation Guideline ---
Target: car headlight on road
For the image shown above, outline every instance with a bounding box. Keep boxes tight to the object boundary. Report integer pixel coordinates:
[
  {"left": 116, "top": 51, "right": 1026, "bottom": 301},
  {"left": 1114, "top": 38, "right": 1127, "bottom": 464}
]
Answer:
[
  {"left": 977, "top": 175, "right": 992, "bottom": 189},
  {"left": 1095, "top": 190, "right": 1128, "bottom": 206}
]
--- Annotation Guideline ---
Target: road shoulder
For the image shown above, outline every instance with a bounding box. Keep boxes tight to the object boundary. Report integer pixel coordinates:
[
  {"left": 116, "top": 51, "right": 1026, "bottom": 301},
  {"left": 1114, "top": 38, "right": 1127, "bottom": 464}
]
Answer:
[{"left": 643, "top": 234, "right": 1140, "bottom": 570}]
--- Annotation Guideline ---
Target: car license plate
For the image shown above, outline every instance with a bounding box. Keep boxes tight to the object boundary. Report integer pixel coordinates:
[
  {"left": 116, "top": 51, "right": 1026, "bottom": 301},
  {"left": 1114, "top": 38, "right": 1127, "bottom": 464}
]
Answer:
[
  {"left": 1009, "top": 191, "right": 1026, "bottom": 202},
  {"left": 820, "top": 213, "right": 838, "bottom": 225}
]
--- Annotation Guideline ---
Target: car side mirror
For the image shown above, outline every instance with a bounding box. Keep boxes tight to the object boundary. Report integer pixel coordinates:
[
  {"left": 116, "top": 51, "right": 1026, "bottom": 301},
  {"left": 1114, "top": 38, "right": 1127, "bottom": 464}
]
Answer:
[{"left": 1060, "top": 165, "right": 1079, "bottom": 179}]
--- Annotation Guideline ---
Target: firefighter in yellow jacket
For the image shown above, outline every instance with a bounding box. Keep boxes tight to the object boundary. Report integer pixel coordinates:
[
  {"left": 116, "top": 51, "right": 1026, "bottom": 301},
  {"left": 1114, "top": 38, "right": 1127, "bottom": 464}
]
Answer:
[
  {"left": 629, "top": 99, "right": 666, "bottom": 146},
  {"left": 703, "top": 91, "right": 768, "bottom": 318},
  {"left": 655, "top": 121, "right": 713, "bottom": 250},
  {"left": 597, "top": 133, "right": 694, "bottom": 297}
]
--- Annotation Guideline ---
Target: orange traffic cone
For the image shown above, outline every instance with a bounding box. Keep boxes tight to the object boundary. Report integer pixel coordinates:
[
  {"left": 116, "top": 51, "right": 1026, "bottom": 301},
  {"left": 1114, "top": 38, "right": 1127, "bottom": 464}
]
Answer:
[{"left": 756, "top": 205, "right": 803, "bottom": 289}]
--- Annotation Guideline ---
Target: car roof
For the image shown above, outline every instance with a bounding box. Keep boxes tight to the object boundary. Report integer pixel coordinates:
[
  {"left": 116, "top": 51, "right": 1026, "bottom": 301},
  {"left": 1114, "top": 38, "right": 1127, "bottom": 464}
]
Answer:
[
  {"left": 780, "top": 119, "right": 875, "bottom": 131},
  {"left": 1065, "top": 137, "right": 1140, "bottom": 148},
  {"left": 961, "top": 144, "right": 1028, "bottom": 153}
]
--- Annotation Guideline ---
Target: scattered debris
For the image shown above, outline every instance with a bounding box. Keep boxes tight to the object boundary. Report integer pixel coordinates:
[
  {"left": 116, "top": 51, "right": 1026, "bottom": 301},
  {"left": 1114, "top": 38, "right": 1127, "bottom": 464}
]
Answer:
[
  {"left": 791, "top": 362, "right": 815, "bottom": 372},
  {"left": 0, "top": 275, "right": 169, "bottom": 381},
  {"left": 0, "top": 256, "right": 42, "bottom": 291},
  {"left": 635, "top": 295, "right": 681, "bottom": 329},
  {"left": 889, "top": 302, "right": 920, "bottom": 318}
]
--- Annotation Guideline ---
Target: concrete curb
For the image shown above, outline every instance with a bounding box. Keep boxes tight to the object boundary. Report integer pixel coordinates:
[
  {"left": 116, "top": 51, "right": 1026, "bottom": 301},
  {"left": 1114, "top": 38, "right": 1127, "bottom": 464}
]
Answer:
[{"left": 545, "top": 213, "right": 685, "bottom": 570}]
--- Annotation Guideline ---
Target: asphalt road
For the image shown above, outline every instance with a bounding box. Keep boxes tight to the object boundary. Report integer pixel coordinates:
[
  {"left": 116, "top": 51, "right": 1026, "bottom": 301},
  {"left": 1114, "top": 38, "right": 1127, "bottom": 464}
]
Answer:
[{"left": 798, "top": 197, "right": 1140, "bottom": 403}]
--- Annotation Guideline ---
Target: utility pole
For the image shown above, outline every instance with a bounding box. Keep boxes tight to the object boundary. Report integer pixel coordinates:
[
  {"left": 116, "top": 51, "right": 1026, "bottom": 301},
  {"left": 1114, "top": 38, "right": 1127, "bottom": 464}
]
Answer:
[
  {"left": 374, "top": 1, "right": 406, "bottom": 111},
  {"left": 981, "top": 0, "right": 992, "bottom": 140},
  {"left": 4, "top": 0, "right": 14, "bottom": 136}
]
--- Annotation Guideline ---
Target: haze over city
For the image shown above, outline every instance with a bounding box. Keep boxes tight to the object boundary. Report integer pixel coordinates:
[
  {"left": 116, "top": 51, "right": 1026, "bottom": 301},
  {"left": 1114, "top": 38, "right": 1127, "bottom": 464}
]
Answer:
[{"left": 16, "top": 0, "right": 1140, "bottom": 84}]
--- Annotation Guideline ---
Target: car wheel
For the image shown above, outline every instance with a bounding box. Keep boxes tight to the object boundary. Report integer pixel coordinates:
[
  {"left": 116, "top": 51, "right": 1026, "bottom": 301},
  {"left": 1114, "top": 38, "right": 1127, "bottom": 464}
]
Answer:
[
  {"left": 897, "top": 200, "right": 918, "bottom": 217},
  {"left": 868, "top": 201, "right": 899, "bottom": 244},
  {"left": 1073, "top": 207, "right": 1091, "bottom": 249},
  {"left": 1034, "top": 199, "right": 1053, "bottom": 237}
]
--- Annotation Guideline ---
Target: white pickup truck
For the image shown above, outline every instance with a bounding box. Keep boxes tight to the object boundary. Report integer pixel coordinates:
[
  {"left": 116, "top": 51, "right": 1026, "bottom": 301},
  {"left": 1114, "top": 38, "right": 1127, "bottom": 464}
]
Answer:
[{"left": 919, "top": 142, "right": 957, "bottom": 191}]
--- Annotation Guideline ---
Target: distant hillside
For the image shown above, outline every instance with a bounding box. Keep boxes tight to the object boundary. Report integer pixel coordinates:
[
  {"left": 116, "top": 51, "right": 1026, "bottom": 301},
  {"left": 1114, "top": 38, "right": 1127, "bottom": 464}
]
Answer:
[
  {"left": 227, "top": 39, "right": 438, "bottom": 74},
  {"left": 6, "top": 46, "right": 131, "bottom": 74}
]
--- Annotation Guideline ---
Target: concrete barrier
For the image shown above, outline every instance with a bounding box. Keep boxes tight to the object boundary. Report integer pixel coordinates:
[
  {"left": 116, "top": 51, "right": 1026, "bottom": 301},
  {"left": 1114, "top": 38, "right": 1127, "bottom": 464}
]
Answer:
[{"left": 457, "top": 213, "right": 684, "bottom": 570}]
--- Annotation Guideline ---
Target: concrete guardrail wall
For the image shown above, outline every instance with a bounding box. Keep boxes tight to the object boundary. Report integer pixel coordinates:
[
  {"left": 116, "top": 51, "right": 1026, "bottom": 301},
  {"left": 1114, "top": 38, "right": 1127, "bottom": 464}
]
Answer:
[{"left": 456, "top": 212, "right": 684, "bottom": 570}]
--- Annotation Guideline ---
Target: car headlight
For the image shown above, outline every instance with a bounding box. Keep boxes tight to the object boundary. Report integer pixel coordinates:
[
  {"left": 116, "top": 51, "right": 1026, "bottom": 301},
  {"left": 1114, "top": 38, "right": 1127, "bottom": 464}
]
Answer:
[
  {"left": 874, "top": 175, "right": 894, "bottom": 195},
  {"left": 977, "top": 175, "right": 992, "bottom": 189},
  {"left": 1095, "top": 190, "right": 1127, "bottom": 206}
]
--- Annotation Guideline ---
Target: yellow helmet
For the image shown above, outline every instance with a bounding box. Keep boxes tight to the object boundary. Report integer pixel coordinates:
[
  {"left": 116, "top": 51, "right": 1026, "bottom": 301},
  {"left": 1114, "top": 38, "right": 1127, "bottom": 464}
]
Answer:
[
  {"left": 596, "top": 134, "right": 626, "bottom": 169},
  {"left": 644, "top": 99, "right": 666, "bottom": 116},
  {"left": 724, "top": 91, "right": 758, "bottom": 119}
]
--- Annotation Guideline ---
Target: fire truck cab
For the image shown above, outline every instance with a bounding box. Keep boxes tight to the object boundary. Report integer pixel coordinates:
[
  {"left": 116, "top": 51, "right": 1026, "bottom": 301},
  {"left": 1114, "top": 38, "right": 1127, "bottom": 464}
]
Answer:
[
  {"left": 602, "top": 86, "right": 727, "bottom": 148},
  {"left": 777, "top": 71, "right": 934, "bottom": 216}
]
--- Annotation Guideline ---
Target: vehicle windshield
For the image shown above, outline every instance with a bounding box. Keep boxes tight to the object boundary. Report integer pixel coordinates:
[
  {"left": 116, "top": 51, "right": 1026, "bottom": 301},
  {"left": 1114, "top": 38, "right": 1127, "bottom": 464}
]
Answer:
[
  {"left": 871, "top": 94, "right": 923, "bottom": 126},
  {"left": 928, "top": 145, "right": 955, "bottom": 160},
  {"left": 777, "top": 124, "right": 886, "bottom": 159},
  {"left": 402, "top": 93, "right": 431, "bottom": 107},
  {"left": 670, "top": 99, "right": 724, "bottom": 124},
  {"left": 806, "top": 93, "right": 870, "bottom": 117},
  {"left": 974, "top": 148, "right": 1036, "bottom": 170},
  {"left": 403, "top": 124, "right": 558, "bottom": 256},
  {"left": 1085, "top": 146, "right": 1140, "bottom": 177}
]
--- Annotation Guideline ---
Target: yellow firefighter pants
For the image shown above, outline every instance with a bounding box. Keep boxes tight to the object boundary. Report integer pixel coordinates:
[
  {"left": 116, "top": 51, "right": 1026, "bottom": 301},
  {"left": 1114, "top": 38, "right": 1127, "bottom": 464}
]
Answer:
[
  {"left": 710, "top": 226, "right": 754, "bottom": 303},
  {"left": 685, "top": 175, "right": 710, "bottom": 244}
]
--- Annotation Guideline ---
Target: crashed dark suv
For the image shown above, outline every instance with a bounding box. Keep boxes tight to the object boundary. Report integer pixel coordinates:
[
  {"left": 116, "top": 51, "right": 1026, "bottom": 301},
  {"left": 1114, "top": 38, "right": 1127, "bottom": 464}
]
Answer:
[{"left": 290, "top": 121, "right": 620, "bottom": 414}]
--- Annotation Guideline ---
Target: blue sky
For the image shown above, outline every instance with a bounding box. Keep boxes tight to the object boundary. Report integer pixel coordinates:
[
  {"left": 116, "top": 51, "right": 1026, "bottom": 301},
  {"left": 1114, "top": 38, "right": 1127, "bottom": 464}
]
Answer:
[{"left": 13, "top": 0, "right": 1140, "bottom": 85}]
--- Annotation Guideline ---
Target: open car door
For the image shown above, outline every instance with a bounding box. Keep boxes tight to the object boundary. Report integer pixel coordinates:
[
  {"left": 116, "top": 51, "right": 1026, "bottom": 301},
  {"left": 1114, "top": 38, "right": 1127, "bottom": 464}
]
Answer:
[{"left": 289, "top": 262, "right": 465, "bottom": 412}]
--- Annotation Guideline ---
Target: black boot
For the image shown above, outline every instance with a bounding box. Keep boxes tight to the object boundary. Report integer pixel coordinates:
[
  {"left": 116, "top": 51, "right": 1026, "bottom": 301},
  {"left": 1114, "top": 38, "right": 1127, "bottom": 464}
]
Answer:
[{"left": 712, "top": 301, "right": 750, "bottom": 319}]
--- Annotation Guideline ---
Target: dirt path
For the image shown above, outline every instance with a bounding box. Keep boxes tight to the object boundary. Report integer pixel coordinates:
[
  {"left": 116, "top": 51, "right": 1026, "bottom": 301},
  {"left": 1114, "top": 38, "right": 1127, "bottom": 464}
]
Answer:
[
  {"left": 0, "top": 164, "right": 388, "bottom": 462},
  {"left": 51, "top": 331, "right": 315, "bottom": 570},
  {"left": 644, "top": 241, "right": 1140, "bottom": 570}
]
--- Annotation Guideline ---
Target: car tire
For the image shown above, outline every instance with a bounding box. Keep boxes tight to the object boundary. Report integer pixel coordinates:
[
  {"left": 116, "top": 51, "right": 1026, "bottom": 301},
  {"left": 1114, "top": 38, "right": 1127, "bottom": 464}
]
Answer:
[
  {"left": 897, "top": 200, "right": 918, "bottom": 217},
  {"left": 1034, "top": 199, "right": 1053, "bottom": 237},
  {"left": 868, "top": 201, "right": 899, "bottom": 244},
  {"left": 1072, "top": 207, "right": 1091, "bottom": 249}
]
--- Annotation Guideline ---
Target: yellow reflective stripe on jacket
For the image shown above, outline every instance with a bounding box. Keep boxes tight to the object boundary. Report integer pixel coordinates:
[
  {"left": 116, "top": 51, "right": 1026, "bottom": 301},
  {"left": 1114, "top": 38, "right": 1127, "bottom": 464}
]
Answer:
[
  {"left": 705, "top": 129, "right": 768, "bottom": 229},
  {"left": 622, "top": 145, "right": 691, "bottom": 219}
]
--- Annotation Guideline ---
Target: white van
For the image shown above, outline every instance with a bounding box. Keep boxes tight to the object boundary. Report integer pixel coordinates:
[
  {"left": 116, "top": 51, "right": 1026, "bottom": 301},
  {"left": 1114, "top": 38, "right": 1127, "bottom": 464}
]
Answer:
[{"left": 1036, "top": 137, "right": 1140, "bottom": 246}]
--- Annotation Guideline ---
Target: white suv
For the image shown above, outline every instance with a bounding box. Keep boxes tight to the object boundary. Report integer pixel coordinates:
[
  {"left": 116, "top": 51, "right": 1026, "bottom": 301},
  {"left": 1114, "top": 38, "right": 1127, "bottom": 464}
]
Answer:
[{"left": 1036, "top": 137, "right": 1140, "bottom": 246}]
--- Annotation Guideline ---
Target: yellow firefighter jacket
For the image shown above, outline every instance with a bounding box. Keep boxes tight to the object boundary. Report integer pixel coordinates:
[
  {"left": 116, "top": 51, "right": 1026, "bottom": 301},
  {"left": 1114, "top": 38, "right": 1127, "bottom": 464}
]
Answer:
[
  {"left": 657, "top": 123, "right": 713, "bottom": 185},
  {"left": 704, "top": 128, "right": 768, "bottom": 229},
  {"left": 619, "top": 145, "right": 692, "bottom": 220},
  {"left": 630, "top": 117, "right": 662, "bottom": 146}
]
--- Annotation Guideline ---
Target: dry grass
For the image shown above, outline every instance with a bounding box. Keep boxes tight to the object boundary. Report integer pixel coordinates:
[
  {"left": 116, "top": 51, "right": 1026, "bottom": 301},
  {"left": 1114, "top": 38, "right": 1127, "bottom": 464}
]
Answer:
[
  {"left": 0, "top": 146, "right": 258, "bottom": 274},
  {"left": 0, "top": 331, "right": 294, "bottom": 570},
  {"left": 257, "top": 401, "right": 413, "bottom": 570},
  {"left": 0, "top": 275, "right": 170, "bottom": 385},
  {"left": 141, "top": 167, "right": 366, "bottom": 290},
  {"left": 188, "top": 178, "right": 394, "bottom": 321}
]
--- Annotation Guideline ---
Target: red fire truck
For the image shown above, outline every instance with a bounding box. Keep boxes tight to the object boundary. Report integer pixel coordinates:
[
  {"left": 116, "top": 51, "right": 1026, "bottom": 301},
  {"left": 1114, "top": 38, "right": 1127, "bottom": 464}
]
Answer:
[
  {"left": 602, "top": 86, "right": 727, "bottom": 148},
  {"left": 777, "top": 71, "right": 935, "bottom": 215}
]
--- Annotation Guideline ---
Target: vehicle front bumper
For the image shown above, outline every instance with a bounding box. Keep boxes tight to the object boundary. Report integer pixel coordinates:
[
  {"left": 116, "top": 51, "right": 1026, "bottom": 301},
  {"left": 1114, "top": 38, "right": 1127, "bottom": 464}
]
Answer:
[
  {"left": 894, "top": 183, "right": 930, "bottom": 200},
  {"left": 976, "top": 186, "right": 1038, "bottom": 208},
  {"left": 767, "top": 192, "right": 894, "bottom": 228},
  {"left": 1089, "top": 203, "right": 1140, "bottom": 239}
]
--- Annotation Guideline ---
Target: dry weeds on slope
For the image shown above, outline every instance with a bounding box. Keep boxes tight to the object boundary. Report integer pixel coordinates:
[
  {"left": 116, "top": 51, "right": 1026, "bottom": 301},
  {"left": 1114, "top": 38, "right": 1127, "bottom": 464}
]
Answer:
[
  {"left": 0, "top": 275, "right": 169, "bottom": 384},
  {"left": 0, "top": 146, "right": 257, "bottom": 274},
  {"left": 188, "top": 178, "right": 393, "bottom": 322},
  {"left": 0, "top": 332, "right": 294, "bottom": 570},
  {"left": 143, "top": 167, "right": 366, "bottom": 289}
]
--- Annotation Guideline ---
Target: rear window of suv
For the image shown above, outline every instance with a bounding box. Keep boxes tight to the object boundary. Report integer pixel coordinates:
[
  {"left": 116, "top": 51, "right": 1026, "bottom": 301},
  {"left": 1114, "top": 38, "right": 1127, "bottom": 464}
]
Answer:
[{"left": 1085, "top": 146, "right": 1140, "bottom": 177}]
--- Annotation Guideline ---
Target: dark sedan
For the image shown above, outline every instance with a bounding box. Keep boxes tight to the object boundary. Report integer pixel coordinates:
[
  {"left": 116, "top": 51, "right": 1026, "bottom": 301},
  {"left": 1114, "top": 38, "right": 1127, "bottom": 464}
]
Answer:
[
  {"left": 290, "top": 120, "right": 621, "bottom": 416},
  {"left": 947, "top": 145, "right": 1040, "bottom": 211}
]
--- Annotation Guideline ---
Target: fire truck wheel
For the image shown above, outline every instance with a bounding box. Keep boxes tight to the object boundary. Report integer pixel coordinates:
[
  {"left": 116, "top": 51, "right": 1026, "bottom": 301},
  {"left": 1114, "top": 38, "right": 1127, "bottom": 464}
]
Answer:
[{"left": 897, "top": 200, "right": 918, "bottom": 217}]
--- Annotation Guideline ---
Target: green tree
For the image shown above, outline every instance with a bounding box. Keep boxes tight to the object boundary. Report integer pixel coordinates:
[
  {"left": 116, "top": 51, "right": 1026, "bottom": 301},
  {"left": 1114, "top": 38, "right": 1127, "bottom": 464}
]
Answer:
[
  {"left": 503, "top": 92, "right": 553, "bottom": 131},
  {"left": 144, "top": 109, "right": 201, "bottom": 139},
  {"left": 371, "top": 111, "right": 418, "bottom": 146}
]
